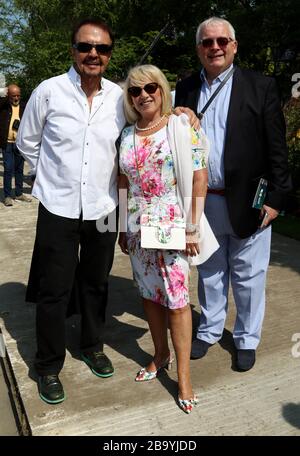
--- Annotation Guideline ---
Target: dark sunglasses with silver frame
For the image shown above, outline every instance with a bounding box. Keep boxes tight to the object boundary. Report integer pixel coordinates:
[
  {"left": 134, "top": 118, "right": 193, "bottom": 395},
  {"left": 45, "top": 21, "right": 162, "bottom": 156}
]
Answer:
[
  {"left": 128, "top": 82, "right": 159, "bottom": 98},
  {"left": 73, "top": 42, "right": 113, "bottom": 54},
  {"left": 198, "top": 37, "right": 234, "bottom": 48}
]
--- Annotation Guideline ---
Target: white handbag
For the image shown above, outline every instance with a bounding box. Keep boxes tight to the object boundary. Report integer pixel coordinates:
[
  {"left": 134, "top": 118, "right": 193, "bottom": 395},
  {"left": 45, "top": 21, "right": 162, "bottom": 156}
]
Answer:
[{"left": 140, "top": 213, "right": 186, "bottom": 250}]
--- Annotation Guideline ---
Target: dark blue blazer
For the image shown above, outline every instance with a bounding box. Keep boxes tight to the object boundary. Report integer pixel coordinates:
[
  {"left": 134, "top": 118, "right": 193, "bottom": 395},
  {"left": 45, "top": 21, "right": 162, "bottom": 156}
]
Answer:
[{"left": 175, "top": 67, "right": 292, "bottom": 238}]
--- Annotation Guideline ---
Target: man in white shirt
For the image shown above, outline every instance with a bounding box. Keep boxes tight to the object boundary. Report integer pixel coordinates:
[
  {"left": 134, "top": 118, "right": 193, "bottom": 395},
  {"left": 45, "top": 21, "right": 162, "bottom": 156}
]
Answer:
[{"left": 17, "top": 18, "right": 125, "bottom": 404}]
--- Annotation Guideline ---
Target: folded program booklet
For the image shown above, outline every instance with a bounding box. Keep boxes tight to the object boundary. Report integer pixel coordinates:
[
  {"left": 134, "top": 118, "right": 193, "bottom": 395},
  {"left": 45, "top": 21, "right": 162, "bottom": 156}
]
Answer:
[{"left": 252, "top": 178, "right": 268, "bottom": 209}]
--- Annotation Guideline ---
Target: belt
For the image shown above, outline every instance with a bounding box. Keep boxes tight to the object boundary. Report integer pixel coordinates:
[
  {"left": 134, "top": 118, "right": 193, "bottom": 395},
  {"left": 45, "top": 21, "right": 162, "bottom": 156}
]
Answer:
[{"left": 207, "top": 188, "right": 225, "bottom": 196}]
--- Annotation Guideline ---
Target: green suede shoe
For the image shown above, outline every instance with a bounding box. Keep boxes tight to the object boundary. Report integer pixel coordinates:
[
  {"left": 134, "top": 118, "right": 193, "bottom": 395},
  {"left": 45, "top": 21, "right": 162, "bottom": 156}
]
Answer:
[{"left": 81, "top": 351, "right": 114, "bottom": 378}]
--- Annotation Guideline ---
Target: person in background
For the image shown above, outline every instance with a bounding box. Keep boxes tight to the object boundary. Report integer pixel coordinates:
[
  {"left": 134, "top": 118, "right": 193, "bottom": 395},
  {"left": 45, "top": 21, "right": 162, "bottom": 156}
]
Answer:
[
  {"left": 0, "top": 84, "right": 31, "bottom": 206},
  {"left": 175, "top": 17, "right": 292, "bottom": 371},
  {"left": 118, "top": 64, "right": 209, "bottom": 413},
  {"left": 0, "top": 74, "right": 7, "bottom": 158}
]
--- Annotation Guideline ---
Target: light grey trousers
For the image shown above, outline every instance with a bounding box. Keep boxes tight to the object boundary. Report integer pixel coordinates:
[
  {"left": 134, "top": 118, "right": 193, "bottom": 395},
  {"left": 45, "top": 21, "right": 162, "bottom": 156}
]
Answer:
[{"left": 196, "top": 194, "right": 271, "bottom": 349}]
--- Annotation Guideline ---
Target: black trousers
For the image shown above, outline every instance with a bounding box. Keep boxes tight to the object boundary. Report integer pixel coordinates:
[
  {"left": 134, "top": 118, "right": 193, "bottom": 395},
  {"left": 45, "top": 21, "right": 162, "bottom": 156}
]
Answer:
[{"left": 32, "top": 204, "right": 117, "bottom": 375}]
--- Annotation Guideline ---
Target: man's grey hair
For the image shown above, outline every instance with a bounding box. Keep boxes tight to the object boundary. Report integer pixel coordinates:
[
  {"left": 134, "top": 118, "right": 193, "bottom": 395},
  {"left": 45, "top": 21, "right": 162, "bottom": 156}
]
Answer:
[{"left": 196, "top": 17, "right": 236, "bottom": 45}]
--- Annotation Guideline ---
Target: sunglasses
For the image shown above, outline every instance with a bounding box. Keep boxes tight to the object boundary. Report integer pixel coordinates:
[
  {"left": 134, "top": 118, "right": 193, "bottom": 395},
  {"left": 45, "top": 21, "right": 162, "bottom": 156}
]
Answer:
[
  {"left": 128, "top": 82, "right": 159, "bottom": 97},
  {"left": 198, "top": 37, "right": 234, "bottom": 48},
  {"left": 73, "top": 42, "right": 113, "bottom": 54}
]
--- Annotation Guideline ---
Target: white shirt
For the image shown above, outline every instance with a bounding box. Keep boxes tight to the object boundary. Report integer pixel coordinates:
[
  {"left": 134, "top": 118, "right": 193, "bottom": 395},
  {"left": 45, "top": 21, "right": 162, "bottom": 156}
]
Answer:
[
  {"left": 17, "top": 66, "right": 125, "bottom": 220},
  {"left": 171, "top": 90, "right": 176, "bottom": 108}
]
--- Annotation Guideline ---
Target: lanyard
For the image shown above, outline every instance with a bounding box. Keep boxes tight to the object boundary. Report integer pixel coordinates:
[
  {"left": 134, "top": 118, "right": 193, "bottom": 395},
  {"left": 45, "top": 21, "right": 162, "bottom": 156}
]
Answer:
[{"left": 198, "top": 67, "right": 235, "bottom": 119}]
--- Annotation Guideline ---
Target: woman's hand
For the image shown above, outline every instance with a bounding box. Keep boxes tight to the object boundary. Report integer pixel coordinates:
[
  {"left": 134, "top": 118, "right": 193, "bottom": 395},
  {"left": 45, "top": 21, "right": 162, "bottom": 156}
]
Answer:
[
  {"left": 118, "top": 232, "right": 129, "bottom": 255},
  {"left": 185, "top": 232, "right": 200, "bottom": 257}
]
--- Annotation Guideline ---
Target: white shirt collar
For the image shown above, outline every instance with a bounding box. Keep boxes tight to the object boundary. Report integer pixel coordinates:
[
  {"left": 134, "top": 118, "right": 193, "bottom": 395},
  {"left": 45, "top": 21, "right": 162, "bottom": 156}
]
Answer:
[{"left": 68, "top": 66, "right": 105, "bottom": 94}]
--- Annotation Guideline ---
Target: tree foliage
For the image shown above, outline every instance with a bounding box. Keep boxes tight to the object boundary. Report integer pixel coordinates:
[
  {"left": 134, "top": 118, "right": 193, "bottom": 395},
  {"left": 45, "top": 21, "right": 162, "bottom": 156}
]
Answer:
[
  {"left": 1, "top": 0, "right": 299, "bottom": 98},
  {"left": 0, "top": 0, "right": 299, "bottom": 190},
  {"left": 284, "top": 97, "right": 300, "bottom": 190}
]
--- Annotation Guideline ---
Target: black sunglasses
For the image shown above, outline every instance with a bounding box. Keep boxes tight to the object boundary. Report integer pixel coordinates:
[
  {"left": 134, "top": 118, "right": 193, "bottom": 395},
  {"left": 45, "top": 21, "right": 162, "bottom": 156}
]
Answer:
[
  {"left": 73, "top": 42, "right": 113, "bottom": 54},
  {"left": 128, "top": 82, "right": 159, "bottom": 97},
  {"left": 198, "top": 37, "right": 234, "bottom": 48}
]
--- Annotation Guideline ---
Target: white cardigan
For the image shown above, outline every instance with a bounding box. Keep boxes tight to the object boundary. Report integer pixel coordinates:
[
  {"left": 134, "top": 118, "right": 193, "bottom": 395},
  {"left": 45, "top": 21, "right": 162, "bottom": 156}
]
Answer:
[{"left": 167, "top": 114, "right": 219, "bottom": 265}]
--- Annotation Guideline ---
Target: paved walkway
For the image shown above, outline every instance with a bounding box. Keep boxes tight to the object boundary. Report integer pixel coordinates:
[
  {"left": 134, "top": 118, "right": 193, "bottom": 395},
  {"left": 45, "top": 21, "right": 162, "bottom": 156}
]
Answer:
[{"left": 0, "top": 161, "right": 300, "bottom": 436}]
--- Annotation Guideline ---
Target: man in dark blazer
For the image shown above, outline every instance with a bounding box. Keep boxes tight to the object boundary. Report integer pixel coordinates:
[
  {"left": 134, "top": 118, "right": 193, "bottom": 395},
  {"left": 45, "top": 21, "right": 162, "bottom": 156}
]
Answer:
[
  {"left": 175, "top": 17, "right": 292, "bottom": 370},
  {"left": 0, "top": 84, "right": 31, "bottom": 206}
]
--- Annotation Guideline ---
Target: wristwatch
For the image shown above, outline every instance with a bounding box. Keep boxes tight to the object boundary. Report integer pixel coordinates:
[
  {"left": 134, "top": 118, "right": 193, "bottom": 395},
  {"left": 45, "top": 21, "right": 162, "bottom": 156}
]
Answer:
[{"left": 185, "top": 223, "right": 200, "bottom": 234}]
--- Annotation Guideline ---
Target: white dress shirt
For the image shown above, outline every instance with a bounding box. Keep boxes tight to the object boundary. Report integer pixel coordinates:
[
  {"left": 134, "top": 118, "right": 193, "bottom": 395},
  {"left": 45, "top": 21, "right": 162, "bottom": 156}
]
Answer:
[{"left": 17, "top": 66, "right": 125, "bottom": 220}]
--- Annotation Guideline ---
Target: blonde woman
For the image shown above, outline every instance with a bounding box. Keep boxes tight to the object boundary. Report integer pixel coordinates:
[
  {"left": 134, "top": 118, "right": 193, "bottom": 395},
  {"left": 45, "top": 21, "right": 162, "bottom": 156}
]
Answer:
[{"left": 118, "top": 65, "right": 208, "bottom": 414}]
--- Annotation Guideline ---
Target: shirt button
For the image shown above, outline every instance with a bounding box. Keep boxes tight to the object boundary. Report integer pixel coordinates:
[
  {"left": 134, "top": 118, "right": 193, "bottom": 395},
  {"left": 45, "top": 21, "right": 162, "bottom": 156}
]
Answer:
[
  {"left": 83, "top": 182, "right": 86, "bottom": 185},
  {"left": 85, "top": 162, "right": 87, "bottom": 165}
]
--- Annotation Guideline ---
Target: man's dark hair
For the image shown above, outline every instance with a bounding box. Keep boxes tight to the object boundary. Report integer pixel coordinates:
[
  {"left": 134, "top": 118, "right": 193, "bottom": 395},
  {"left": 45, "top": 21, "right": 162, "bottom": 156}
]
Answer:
[{"left": 71, "top": 18, "right": 115, "bottom": 47}]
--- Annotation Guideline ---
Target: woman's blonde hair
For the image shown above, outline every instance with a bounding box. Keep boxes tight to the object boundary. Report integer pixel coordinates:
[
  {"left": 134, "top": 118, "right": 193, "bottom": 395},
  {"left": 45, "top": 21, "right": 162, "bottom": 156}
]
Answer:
[{"left": 123, "top": 64, "right": 172, "bottom": 124}]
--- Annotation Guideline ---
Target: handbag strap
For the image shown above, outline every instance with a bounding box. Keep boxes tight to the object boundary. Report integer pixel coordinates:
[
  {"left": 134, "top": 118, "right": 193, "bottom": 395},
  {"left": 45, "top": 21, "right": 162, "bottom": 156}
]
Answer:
[
  {"left": 132, "top": 125, "right": 179, "bottom": 213},
  {"left": 133, "top": 127, "right": 142, "bottom": 188},
  {"left": 133, "top": 123, "right": 175, "bottom": 195},
  {"left": 133, "top": 128, "right": 151, "bottom": 202},
  {"left": 198, "top": 66, "right": 235, "bottom": 119}
]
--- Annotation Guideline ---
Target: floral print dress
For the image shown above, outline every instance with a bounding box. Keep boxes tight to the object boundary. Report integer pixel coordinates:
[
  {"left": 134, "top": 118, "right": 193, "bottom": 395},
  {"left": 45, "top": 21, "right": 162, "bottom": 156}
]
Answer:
[{"left": 119, "top": 122, "right": 206, "bottom": 309}]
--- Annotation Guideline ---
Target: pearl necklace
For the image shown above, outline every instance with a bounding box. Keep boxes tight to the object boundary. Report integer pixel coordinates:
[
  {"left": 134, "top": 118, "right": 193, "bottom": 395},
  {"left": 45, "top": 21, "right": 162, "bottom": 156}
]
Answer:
[{"left": 135, "top": 115, "right": 165, "bottom": 132}]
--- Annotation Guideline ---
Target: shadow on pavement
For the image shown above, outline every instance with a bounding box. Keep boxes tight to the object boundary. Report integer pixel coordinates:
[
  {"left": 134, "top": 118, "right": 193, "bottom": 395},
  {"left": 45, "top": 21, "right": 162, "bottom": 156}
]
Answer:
[
  {"left": 282, "top": 403, "right": 300, "bottom": 429},
  {"left": 0, "top": 275, "right": 184, "bottom": 401}
]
